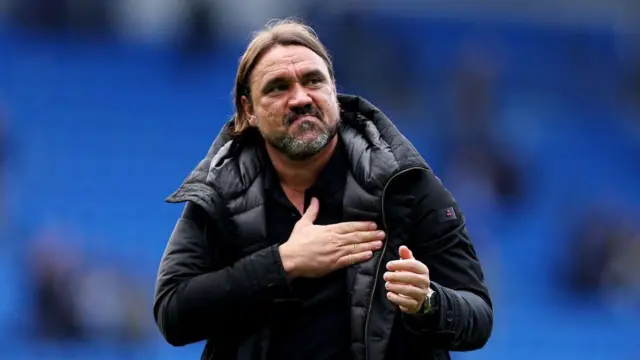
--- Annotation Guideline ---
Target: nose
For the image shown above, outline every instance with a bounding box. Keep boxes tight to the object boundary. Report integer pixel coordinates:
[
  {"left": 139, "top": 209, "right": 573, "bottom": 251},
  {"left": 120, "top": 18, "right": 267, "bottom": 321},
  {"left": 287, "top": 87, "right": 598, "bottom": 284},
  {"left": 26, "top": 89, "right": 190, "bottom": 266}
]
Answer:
[{"left": 287, "top": 83, "right": 313, "bottom": 109}]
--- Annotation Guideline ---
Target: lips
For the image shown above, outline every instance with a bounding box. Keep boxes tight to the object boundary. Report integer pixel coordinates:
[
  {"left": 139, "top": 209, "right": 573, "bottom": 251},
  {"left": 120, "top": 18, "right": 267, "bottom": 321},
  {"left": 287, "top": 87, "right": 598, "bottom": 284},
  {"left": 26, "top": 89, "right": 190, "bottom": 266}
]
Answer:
[
  {"left": 288, "top": 115, "right": 319, "bottom": 126},
  {"left": 293, "top": 115, "right": 317, "bottom": 122},
  {"left": 286, "top": 108, "right": 323, "bottom": 126}
]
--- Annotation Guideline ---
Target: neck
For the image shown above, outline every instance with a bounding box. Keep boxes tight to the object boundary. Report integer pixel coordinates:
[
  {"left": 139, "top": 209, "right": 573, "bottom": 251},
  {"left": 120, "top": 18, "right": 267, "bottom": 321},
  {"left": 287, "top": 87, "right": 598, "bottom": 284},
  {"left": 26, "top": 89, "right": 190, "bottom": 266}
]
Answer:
[{"left": 265, "top": 135, "right": 338, "bottom": 192}]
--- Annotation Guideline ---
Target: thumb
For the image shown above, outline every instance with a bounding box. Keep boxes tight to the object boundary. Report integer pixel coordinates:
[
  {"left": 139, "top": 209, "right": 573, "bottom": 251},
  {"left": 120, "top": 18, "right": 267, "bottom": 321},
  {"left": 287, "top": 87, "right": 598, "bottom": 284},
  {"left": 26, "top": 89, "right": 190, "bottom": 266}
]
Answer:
[
  {"left": 399, "top": 245, "right": 414, "bottom": 260},
  {"left": 301, "top": 197, "right": 320, "bottom": 223}
]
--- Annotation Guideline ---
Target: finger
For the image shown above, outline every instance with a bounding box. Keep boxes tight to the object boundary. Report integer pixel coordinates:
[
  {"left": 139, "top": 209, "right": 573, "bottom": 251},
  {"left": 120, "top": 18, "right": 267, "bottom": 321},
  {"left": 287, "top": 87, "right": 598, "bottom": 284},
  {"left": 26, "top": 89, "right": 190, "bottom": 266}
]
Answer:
[
  {"left": 399, "top": 245, "right": 414, "bottom": 260},
  {"left": 345, "top": 241, "right": 383, "bottom": 255},
  {"left": 341, "top": 230, "right": 386, "bottom": 245},
  {"left": 300, "top": 197, "right": 320, "bottom": 223},
  {"left": 327, "top": 221, "right": 377, "bottom": 234},
  {"left": 386, "top": 292, "right": 420, "bottom": 311},
  {"left": 385, "top": 282, "right": 427, "bottom": 300},
  {"left": 298, "top": 198, "right": 320, "bottom": 224},
  {"left": 336, "top": 251, "right": 373, "bottom": 268},
  {"left": 383, "top": 271, "right": 429, "bottom": 288},
  {"left": 386, "top": 259, "right": 428, "bottom": 274}
]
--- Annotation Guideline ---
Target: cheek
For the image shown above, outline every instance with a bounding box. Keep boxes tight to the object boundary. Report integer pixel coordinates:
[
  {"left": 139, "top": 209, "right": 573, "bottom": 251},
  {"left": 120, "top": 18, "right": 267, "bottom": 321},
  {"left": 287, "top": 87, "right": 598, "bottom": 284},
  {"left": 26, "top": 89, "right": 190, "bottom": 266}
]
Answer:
[
  {"left": 257, "top": 105, "right": 285, "bottom": 130},
  {"left": 311, "top": 90, "right": 335, "bottom": 114},
  {"left": 257, "top": 110, "right": 283, "bottom": 132},
  {"left": 320, "top": 97, "right": 340, "bottom": 121}
]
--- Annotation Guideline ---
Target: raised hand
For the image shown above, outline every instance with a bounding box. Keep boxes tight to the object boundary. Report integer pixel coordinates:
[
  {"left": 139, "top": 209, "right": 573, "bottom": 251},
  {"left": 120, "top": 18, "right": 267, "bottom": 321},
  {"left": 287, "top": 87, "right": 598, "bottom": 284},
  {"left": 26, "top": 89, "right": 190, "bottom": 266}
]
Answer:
[{"left": 384, "top": 245, "right": 431, "bottom": 314}]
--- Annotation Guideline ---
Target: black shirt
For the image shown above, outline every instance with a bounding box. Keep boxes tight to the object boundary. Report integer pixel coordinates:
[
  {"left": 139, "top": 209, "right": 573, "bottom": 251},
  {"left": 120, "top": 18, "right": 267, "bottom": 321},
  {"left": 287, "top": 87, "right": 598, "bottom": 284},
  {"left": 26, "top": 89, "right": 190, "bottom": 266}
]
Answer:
[{"left": 264, "top": 139, "right": 352, "bottom": 360}]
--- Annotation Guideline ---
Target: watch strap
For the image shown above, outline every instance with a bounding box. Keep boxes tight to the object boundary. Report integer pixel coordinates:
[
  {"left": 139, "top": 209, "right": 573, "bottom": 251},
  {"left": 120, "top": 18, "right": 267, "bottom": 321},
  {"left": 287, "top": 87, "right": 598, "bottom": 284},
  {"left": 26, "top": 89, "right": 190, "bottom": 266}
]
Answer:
[{"left": 420, "top": 288, "right": 437, "bottom": 315}]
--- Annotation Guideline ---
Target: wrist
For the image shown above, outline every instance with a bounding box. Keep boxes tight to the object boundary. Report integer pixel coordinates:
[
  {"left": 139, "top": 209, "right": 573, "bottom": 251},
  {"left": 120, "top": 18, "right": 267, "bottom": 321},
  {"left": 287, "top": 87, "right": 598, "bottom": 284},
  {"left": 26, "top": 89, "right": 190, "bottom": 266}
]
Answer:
[
  {"left": 418, "top": 287, "right": 439, "bottom": 316},
  {"left": 278, "top": 244, "right": 299, "bottom": 280}
]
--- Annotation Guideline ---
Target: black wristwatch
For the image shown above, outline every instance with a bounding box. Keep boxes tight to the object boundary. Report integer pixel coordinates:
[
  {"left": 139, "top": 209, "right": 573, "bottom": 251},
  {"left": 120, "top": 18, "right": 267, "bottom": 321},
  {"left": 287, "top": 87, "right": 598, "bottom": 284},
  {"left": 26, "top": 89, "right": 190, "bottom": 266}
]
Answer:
[{"left": 418, "top": 287, "right": 439, "bottom": 315}]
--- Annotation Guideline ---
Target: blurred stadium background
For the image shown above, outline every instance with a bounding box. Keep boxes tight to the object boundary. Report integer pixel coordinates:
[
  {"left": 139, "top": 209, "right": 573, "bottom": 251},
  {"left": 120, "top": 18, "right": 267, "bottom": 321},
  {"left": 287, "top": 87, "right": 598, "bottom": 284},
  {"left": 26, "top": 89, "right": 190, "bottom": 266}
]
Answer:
[{"left": 0, "top": 0, "right": 639, "bottom": 359}]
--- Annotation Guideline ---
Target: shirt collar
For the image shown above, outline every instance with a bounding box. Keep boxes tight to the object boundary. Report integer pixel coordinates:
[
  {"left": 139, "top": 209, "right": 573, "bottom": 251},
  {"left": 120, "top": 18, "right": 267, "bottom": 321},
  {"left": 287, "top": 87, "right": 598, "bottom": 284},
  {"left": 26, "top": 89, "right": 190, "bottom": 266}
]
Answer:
[{"left": 263, "top": 136, "right": 347, "bottom": 202}]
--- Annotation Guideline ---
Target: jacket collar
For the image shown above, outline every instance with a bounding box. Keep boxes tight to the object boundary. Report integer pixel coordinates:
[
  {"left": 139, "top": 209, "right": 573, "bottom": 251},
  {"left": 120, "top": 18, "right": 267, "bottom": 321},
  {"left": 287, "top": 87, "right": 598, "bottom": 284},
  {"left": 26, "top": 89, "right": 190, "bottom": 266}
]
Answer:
[{"left": 167, "top": 94, "right": 428, "bottom": 203}]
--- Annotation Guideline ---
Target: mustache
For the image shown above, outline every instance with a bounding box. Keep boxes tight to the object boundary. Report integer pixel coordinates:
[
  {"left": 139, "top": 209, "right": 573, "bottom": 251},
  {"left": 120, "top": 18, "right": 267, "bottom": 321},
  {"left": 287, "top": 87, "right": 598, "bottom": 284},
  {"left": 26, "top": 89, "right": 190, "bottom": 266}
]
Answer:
[{"left": 285, "top": 105, "right": 323, "bottom": 126}]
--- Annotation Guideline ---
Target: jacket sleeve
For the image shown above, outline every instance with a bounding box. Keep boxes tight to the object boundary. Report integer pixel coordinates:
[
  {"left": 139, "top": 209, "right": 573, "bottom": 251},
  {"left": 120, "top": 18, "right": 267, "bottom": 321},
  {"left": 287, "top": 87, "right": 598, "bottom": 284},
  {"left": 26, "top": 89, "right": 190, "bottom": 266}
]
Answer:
[
  {"left": 397, "top": 170, "right": 493, "bottom": 351},
  {"left": 153, "top": 201, "right": 292, "bottom": 346}
]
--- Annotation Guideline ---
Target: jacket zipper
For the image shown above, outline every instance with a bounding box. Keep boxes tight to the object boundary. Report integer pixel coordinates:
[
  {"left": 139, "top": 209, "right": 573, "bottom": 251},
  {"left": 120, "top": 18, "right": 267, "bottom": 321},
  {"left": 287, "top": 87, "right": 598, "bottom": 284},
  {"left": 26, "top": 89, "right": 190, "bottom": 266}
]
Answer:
[{"left": 363, "top": 166, "right": 428, "bottom": 360}]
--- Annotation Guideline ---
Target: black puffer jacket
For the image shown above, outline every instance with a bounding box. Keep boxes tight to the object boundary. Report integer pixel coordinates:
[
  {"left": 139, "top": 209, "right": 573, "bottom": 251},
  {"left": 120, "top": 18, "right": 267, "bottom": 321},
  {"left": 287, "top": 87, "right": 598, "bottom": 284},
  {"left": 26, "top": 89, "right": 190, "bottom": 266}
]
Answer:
[{"left": 154, "top": 94, "right": 493, "bottom": 360}]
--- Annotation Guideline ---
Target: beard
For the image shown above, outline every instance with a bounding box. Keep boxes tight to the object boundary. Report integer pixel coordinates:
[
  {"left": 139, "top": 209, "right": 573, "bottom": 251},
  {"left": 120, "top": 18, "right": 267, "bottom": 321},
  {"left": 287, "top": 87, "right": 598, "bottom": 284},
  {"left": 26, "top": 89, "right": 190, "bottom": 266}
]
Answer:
[{"left": 260, "top": 108, "right": 340, "bottom": 161}]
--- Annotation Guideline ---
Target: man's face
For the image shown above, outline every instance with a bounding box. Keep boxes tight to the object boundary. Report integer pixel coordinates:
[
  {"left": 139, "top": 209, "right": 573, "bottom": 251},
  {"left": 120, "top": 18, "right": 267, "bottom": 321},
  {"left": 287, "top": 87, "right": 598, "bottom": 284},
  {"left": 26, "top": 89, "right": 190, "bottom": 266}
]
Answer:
[{"left": 243, "top": 45, "right": 340, "bottom": 161}]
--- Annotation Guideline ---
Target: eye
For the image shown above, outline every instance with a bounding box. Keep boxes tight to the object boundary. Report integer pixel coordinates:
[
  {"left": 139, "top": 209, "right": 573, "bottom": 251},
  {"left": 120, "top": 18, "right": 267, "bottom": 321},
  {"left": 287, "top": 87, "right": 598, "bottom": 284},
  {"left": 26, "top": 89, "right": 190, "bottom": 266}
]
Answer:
[
  {"left": 267, "top": 83, "right": 289, "bottom": 94},
  {"left": 306, "top": 77, "right": 323, "bottom": 85}
]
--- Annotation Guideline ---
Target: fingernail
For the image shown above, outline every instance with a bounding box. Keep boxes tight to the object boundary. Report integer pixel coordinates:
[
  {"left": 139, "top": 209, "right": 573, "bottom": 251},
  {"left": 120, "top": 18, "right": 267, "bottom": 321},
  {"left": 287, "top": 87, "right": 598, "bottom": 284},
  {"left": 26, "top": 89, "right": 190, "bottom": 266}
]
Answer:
[{"left": 370, "top": 223, "right": 377, "bottom": 230}]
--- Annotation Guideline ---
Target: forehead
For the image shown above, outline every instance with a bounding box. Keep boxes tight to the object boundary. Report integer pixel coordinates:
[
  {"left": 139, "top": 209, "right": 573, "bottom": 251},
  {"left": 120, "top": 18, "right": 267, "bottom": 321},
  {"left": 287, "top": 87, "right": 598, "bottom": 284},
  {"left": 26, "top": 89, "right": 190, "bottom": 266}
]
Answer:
[{"left": 251, "top": 45, "right": 329, "bottom": 83}]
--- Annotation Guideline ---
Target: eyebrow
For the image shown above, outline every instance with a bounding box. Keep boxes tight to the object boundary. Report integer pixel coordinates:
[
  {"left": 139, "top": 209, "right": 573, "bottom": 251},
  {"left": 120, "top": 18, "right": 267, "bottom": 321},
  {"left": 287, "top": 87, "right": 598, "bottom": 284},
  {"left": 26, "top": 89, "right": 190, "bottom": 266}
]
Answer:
[{"left": 300, "top": 69, "right": 326, "bottom": 82}]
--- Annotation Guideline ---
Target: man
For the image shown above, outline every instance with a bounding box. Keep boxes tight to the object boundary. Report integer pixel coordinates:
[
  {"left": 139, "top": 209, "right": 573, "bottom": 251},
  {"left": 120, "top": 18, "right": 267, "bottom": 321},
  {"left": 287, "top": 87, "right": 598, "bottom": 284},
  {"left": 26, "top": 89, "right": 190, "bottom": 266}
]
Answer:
[{"left": 154, "top": 19, "right": 493, "bottom": 360}]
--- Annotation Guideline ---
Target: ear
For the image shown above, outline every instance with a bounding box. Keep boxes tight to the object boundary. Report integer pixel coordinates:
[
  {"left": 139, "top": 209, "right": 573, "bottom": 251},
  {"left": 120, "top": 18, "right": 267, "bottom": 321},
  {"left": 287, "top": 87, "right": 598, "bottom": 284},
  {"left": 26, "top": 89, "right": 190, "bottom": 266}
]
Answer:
[{"left": 241, "top": 96, "right": 256, "bottom": 127}]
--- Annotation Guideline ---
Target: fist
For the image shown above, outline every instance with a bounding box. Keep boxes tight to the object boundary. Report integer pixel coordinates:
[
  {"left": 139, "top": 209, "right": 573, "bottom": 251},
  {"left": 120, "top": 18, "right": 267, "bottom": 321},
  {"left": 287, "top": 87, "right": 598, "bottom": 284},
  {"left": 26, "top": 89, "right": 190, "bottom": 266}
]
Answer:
[{"left": 383, "top": 246, "right": 430, "bottom": 314}]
